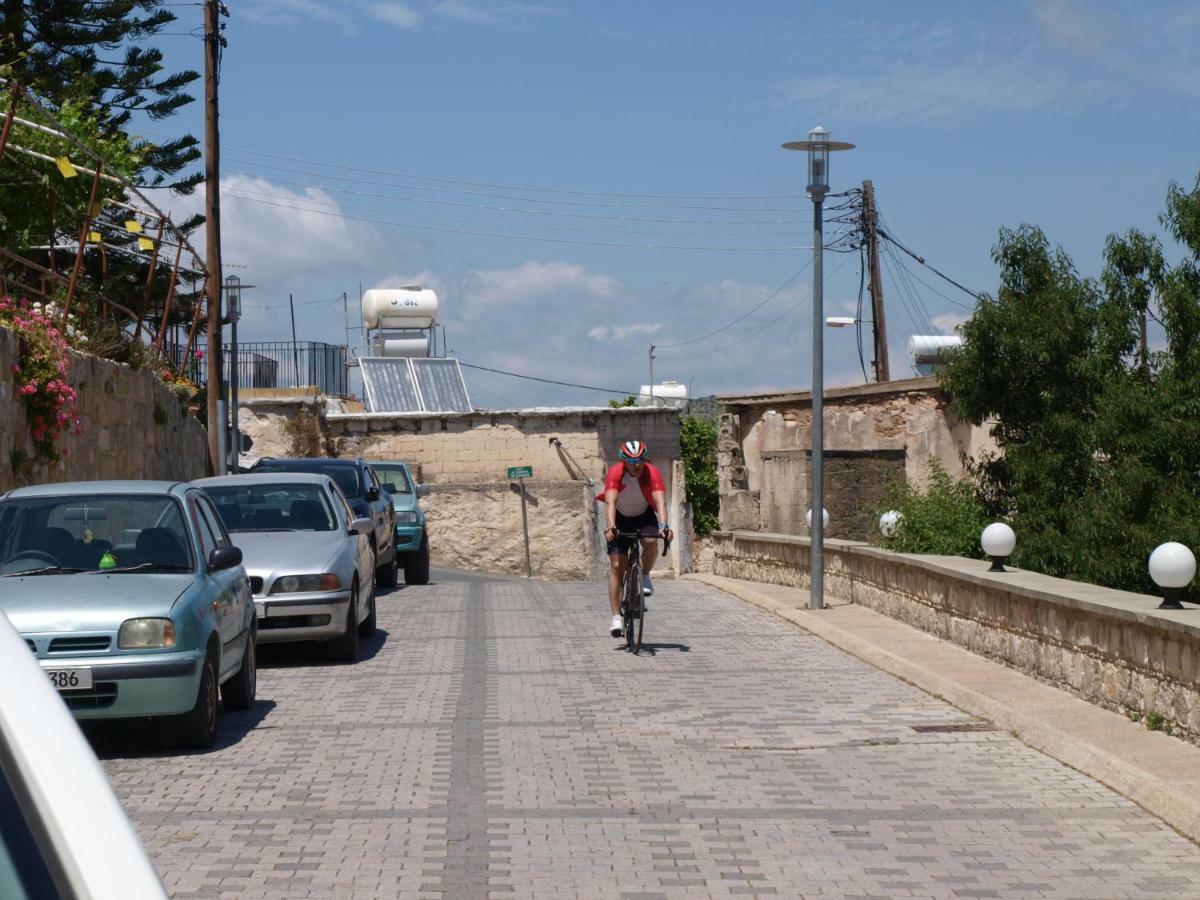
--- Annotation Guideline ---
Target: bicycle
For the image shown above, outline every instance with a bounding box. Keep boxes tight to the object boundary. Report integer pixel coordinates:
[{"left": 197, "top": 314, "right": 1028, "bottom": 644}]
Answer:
[{"left": 616, "top": 531, "right": 670, "bottom": 655}]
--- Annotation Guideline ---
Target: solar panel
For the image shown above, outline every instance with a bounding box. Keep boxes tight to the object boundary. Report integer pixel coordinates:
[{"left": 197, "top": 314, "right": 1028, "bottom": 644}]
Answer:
[
  {"left": 360, "top": 358, "right": 422, "bottom": 412},
  {"left": 412, "top": 358, "right": 472, "bottom": 413},
  {"left": 360, "top": 357, "right": 473, "bottom": 413}
]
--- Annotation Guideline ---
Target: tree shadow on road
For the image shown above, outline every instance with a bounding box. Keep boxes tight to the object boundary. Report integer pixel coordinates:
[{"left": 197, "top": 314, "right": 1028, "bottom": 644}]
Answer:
[{"left": 83, "top": 699, "right": 277, "bottom": 760}]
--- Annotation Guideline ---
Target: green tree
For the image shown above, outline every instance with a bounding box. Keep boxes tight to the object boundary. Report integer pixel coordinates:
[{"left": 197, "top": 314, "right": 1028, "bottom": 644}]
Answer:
[
  {"left": 680, "top": 414, "right": 718, "bottom": 536},
  {"left": 876, "top": 459, "right": 988, "bottom": 558},
  {"left": 938, "top": 174, "right": 1200, "bottom": 595},
  {"left": 608, "top": 395, "right": 637, "bottom": 408}
]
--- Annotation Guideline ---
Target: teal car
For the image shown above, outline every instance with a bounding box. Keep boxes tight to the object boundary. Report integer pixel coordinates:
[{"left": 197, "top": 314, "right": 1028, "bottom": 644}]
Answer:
[
  {"left": 0, "top": 481, "right": 257, "bottom": 749},
  {"left": 368, "top": 461, "right": 431, "bottom": 585}
]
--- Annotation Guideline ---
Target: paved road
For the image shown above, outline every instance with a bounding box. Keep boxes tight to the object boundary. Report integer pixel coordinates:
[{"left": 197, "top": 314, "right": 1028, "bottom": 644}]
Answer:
[{"left": 98, "top": 577, "right": 1200, "bottom": 899}]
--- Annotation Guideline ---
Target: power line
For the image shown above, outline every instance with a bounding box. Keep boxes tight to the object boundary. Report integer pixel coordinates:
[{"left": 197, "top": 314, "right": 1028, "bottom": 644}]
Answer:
[
  {"left": 220, "top": 190, "right": 817, "bottom": 252},
  {"left": 223, "top": 171, "right": 810, "bottom": 226},
  {"left": 877, "top": 224, "right": 982, "bottom": 306},
  {"left": 459, "top": 362, "right": 640, "bottom": 397}
]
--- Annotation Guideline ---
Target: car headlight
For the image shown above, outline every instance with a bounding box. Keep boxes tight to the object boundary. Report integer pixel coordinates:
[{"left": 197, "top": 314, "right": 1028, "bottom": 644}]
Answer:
[
  {"left": 119, "top": 618, "right": 176, "bottom": 650},
  {"left": 395, "top": 511, "right": 419, "bottom": 524},
  {"left": 270, "top": 573, "right": 341, "bottom": 594}
]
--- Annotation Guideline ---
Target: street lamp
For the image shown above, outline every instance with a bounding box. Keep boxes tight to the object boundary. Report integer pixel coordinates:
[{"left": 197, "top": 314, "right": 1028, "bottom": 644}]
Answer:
[
  {"left": 825, "top": 316, "right": 858, "bottom": 327},
  {"left": 981, "top": 522, "right": 1017, "bottom": 572},
  {"left": 1149, "top": 542, "right": 1196, "bottom": 610},
  {"left": 224, "top": 275, "right": 243, "bottom": 475},
  {"left": 784, "top": 126, "right": 855, "bottom": 610}
]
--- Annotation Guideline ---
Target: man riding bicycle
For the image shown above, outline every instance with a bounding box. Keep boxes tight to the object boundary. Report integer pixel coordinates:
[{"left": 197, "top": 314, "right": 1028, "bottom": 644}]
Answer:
[{"left": 602, "top": 440, "right": 673, "bottom": 637}]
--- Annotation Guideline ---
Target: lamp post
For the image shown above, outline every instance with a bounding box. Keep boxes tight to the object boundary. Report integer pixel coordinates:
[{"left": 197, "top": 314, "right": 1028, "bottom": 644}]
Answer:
[
  {"left": 981, "top": 522, "right": 1017, "bottom": 573},
  {"left": 784, "top": 126, "right": 855, "bottom": 610},
  {"left": 1149, "top": 542, "right": 1196, "bottom": 610},
  {"left": 224, "top": 275, "right": 242, "bottom": 474}
]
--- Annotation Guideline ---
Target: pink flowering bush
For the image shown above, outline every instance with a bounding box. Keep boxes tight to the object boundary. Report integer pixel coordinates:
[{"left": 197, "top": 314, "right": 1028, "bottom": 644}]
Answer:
[{"left": 0, "top": 297, "right": 81, "bottom": 461}]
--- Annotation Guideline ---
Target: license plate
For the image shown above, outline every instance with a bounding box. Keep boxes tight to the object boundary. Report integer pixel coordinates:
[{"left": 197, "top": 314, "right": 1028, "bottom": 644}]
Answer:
[{"left": 47, "top": 668, "right": 93, "bottom": 691}]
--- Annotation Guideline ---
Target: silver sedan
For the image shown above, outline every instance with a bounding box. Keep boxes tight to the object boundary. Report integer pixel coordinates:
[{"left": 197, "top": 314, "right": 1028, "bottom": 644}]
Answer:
[{"left": 194, "top": 473, "right": 375, "bottom": 662}]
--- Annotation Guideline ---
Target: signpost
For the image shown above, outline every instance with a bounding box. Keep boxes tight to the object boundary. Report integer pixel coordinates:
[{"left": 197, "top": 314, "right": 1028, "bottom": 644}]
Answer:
[{"left": 509, "top": 466, "right": 533, "bottom": 577}]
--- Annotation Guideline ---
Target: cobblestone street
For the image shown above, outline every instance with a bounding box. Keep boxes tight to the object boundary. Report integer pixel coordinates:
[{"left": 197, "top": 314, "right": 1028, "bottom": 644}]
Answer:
[{"left": 97, "top": 576, "right": 1200, "bottom": 899}]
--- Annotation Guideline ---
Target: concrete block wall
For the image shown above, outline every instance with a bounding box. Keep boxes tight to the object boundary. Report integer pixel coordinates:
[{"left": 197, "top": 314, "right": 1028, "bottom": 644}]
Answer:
[
  {"left": 711, "top": 530, "right": 1200, "bottom": 743},
  {"left": 0, "top": 326, "right": 209, "bottom": 492}
]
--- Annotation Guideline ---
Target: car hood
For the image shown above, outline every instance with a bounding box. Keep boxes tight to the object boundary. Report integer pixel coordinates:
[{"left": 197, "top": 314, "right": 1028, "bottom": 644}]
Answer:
[
  {"left": 0, "top": 574, "right": 194, "bottom": 633},
  {"left": 231, "top": 531, "right": 342, "bottom": 579}
]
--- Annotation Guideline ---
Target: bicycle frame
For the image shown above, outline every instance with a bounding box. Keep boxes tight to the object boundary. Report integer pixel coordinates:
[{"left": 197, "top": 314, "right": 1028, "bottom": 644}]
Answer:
[{"left": 614, "top": 532, "right": 670, "bottom": 655}]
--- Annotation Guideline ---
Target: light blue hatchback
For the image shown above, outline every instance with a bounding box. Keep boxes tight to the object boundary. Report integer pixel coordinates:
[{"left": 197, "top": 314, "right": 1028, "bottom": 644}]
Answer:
[{"left": 0, "top": 481, "right": 257, "bottom": 749}]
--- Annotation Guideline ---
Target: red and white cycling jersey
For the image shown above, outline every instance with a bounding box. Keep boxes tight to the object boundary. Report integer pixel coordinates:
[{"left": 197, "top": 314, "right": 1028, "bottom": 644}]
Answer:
[{"left": 598, "top": 462, "right": 666, "bottom": 517}]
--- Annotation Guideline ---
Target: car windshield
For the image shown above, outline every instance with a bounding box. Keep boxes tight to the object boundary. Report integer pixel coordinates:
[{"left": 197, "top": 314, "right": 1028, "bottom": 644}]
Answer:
[
  {"left": 371, "top": 465, "right": 412, "bottom": 495},
  {"left": 0, "top": 494, "right": 194, "bottom": 576},
  {"left": 205, "top": 483, "right": 337, "bottom": 532},
  {"left": 258, "top": 463, "right": 362, "bottom": 499}
]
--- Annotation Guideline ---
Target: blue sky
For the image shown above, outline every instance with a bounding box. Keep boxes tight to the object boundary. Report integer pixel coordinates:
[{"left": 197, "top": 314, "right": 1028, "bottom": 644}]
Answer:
[{"left": 152, "top": 0, "right": 1200, "bottom": 407}]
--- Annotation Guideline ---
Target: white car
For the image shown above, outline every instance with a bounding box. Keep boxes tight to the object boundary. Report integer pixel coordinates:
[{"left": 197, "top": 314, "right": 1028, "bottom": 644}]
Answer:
[{"left": 0, "top": 611, "right": 165, "bottom": 899}]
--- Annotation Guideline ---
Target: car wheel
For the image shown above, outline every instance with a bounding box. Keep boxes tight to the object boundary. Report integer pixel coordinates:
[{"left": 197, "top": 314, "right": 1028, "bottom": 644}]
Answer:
[
  {"left": 358, "top": 582, "right": 377, "bottom": 637},
  {"left": 329, "top": 583, "right": 360, "bottom": 662},
  {"left": 177, "top": 649, "right": 219, "bottom": 750},
  {"left": 221, "top": 625, "right": 257, "bottom": 711},
  {"left": 375, "top": 551, "right": 398, "bottom": 588},
  {"left": 404, "top": 535, "right": 431, "bottom": 585}
]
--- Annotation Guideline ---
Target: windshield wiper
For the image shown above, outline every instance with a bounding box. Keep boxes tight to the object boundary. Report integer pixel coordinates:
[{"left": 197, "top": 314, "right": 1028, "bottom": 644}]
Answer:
[
  {"left": 99, "top": 563, "right": 192, "bottom": 573},
  {"left": 0, "top": 566, "right": 87, "bottom": 577}
]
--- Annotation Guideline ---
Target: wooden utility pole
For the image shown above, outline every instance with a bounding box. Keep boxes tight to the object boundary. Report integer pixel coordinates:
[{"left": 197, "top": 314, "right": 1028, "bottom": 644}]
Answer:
[
  {"left": 203, "top": 0, "right": 224, "bottom": 472},
  {"left": 862, "top": 180, "right": 890, "bottom": 382}
]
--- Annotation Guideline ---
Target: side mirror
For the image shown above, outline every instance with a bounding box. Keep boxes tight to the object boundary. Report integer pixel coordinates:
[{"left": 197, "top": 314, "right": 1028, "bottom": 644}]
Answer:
[
  {"left": 350, "top": 517, "right": 373, "bottom": 535},
  {"left": 209, "top": 546, "right": 243, "bottom": 571},
  {"left": 416, "top": 484, "right": 431, "bottom": 498},
  {"left": 365, "top": 486, "right": 381, "bottom": 501}
]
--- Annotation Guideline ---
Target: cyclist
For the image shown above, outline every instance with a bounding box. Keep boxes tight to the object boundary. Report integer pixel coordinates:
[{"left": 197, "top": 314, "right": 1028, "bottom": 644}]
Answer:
[{"left": 602, "top": 440, "right": 673, "bottom": 637}]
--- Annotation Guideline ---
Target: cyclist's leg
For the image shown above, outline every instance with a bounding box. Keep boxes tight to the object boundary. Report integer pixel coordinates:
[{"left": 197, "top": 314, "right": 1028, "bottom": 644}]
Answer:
[{"left": 607, "top": 549, "right": 626, "bottom": 616}]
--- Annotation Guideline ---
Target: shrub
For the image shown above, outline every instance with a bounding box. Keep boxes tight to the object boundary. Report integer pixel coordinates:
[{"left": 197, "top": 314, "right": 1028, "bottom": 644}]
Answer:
[
  {"left": 876, "top": 459, "right": 989, "bottom": 558},
  {"left": 680, "top": 415, "right": 719, "bottom": 536},
  {"left": 0, "top": 296, "right": 80, "bottom": 461}
]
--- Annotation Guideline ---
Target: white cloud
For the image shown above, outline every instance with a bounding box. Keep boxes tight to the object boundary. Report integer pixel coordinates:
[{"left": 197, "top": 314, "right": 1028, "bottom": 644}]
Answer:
[
  {"left": 242, "top": 0, "right": 357, "bottom": 31},
  {"left": 460, "top": 260, "right": 621, "bottom": 317},
  {"left": 587, "top": 322, "right": 663, "bottom": 341},
  {"left": 367, "top": 2, "right": 422, "bottom": 28},
  {"left": 932, "top": 313, "right": 969, "bottom": 334},
  {"left": 372, "top": 270, "right": 446, "bottom": 295},
  {"left": 432, "top": 0, "right": 555, "bottom": 27}
]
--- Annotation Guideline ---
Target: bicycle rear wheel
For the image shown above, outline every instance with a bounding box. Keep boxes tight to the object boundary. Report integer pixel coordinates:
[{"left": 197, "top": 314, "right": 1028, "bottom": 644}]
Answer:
[{"left": 624, "top": 553, "right": 642, "bottom": 653}]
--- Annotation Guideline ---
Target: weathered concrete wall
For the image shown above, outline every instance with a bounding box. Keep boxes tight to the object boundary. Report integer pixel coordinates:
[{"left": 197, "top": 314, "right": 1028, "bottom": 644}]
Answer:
[
  {"left": 712, "top": 530, "right": 1200, "bottom": 742},
  {"left": 424, "top": 481, "right": 600, "bottom": 579},
  {"left": 717, "top": 377, "right": 995, "bottom": 538},
  {"left": 0, "top": 326, "right": 209, "bottom": 492},
  {"left": 239, "top": 401, "right": 686, "bottom": 578}
]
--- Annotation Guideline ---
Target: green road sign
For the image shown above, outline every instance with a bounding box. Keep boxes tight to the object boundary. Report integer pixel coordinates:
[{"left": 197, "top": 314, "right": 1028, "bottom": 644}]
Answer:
[{"left": 507, "top": 465, "right": 533, "bottom": 480}]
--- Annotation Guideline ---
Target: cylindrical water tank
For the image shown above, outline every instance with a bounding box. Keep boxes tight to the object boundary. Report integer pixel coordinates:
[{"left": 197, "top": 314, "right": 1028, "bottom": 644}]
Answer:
[
  {"left": 377, "top": 337, "right": 430, "bottom": 358},
  {"left": 362, "top": 287, "right": 439, "bottom": 329},
  {"left": 907, "top": 334, "right": 964, "bottom": 361},
  {"left": 636, "top": 381, "right": 689, "bottom": 408}
]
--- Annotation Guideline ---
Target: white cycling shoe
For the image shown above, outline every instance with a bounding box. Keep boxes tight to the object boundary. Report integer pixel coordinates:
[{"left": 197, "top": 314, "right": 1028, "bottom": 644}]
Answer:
[
  {"left": 610, "top": 615, "right": 624, "bottom": 637},
  {"left": 642, "top": 576, "right": 654, "bottom": 597}
]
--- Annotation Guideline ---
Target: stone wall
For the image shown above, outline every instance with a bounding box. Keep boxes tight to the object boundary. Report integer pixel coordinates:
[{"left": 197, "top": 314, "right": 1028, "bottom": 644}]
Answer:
[
  {"left": 424, "top": 481, "right": 600, "bottom": 579},
  {"left": 711, "top": 530, "right": 1200, "bottom": 741},
  {"left": 717, "top": 377, "right": 995, "bottom": 538},
  {"left": 0, "top": 326, "right": 209, "bottom": 492}
]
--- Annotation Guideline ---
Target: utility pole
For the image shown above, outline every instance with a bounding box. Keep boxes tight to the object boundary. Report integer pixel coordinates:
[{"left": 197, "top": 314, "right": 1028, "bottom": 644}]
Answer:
[
  {"left": 288, "top": 293, "right": 300, "bottom": 387},
  {"left": 203, "top": 0, "right": 224, "bottom": 473},
  {"left": 862, "top": 180, "right": 890, "bottom": 382}
]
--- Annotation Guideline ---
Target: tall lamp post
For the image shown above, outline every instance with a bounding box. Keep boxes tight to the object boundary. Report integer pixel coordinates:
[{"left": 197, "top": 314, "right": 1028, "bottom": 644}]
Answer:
[
  {"left": 784, "top": 126, "right": 854, "bottom": 610},
  {"left": 224, "top": 276, "right": 244, "bottom": 474}
]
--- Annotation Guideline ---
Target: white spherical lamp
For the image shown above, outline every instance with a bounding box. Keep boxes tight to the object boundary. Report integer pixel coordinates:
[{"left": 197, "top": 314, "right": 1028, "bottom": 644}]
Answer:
[
  {"left": 806, "top": 507, "right": 829, "bottom": 531},
  {"left": 1149, "top": 542, "right": 1196, "bottom": 610},
  {"left": 879, "top": 510, "right": 902, "bottom": 538},
  {"left": 981, "top": 522, "right": 1016, "bottom": 572}
]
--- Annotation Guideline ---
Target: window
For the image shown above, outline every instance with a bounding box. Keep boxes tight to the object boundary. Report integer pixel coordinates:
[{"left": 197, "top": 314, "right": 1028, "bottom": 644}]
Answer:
[
  {"left": 372, "top": 465, "right": 412, "bottom": 495},
  {"left": 196, "top": 497, "right": 230, "bottom": 547},
  {"left": 203, "top": 483, "right": 337, "bottom": 532},
  {"left": 190, "top": 495, "right": 218, "bottom": 562}
]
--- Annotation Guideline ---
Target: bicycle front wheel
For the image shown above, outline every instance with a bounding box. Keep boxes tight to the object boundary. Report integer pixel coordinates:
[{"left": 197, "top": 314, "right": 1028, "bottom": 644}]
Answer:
[{"left": 624, "top": 555, "right": 642, "bottom": 653}]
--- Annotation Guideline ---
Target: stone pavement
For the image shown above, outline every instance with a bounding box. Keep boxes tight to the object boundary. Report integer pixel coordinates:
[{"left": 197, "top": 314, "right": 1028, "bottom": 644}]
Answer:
[{"left": 95, "top": 576, "right": 1200, "bottom": 899}]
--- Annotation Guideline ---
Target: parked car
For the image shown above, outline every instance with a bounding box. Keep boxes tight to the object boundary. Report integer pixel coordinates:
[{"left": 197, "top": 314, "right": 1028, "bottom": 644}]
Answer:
[
  {"left": 250, "top": 458, "right": 398, "bottom": 588},
  {"left": 0, "top": 611, "right": 167, "bottom": 899},
  {"left": 367, "top": 460, "right": 431, "bottom": 585},
  {"left": 195, "top": 473, "right": 375, "bottom": 661},
  {"left": 0, "top": 481, "right": 256, "bottom": 750}
]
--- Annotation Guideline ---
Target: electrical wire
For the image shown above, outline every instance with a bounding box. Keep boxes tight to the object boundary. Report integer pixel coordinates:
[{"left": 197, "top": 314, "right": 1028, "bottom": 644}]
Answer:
[
  {"left": 877, "top": 220, "right": 982, "bottom": 305},
  {"left": 458, "top": 363, "right": 640, "bottom": 397},
  {"left": 219, "top": 190, "right": 817, "bottom": 252}
]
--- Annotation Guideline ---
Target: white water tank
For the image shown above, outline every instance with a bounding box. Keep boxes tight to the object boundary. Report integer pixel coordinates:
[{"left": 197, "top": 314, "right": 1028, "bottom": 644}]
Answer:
[
  {"left": 636, "top": 381, "right": 689, "bottom": 409},
  {"left": 374, "top": 336, "right": 430, "bottom": 358},
  {"left": 908, "top": 334, "right": 964, "bottom": 375},
  {"left": 362, "top": 286, "right": 439, "bottom": 330}
]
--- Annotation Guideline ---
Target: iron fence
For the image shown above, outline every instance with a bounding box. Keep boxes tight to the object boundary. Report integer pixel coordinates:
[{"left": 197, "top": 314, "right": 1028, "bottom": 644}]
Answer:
[{"left": 169, "top": 341, "right": 348, "bottom": 395}]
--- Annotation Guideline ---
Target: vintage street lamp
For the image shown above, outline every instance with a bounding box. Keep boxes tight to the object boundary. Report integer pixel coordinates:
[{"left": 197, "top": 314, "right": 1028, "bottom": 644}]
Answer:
[
  {"left": 981, "top": 522, "right": 1017, "bottom": 572},
  {"left": 224, "top": 275, "right": 242, "bottom": 474},
  {"left": 784, "top": 126, "right": 855, "bottom": 610},
  {"left": 879, "top": 510, "right": 902, "bottom": 537},
  {"left": 806, "top": 508, "right": 830, "bottom": 531},
  {"left": 1149, "top": 542, "right": 1196, "bottom": 610}
]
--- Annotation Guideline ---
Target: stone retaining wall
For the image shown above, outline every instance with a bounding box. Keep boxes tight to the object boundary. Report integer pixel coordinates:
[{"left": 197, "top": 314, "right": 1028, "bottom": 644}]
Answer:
[
  {"left": 0, "top": 326, "right": 209, "bottom": 491},
  {"left": 712, "top": 530, "right": 1200, "bottom": 741}
]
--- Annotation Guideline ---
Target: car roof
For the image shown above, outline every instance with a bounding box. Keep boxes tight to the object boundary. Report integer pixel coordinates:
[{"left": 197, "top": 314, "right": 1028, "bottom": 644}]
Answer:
[
  {"left": 194, "top": 472, "right": 334, "bottom": 487},
  {"left": 256, "top": 457, "right": 362, "bottom": 468},
  {"left": 3, "top": 480, "right": 184, "bottom": 499},
  {"left": 364, "top": 460, "right": 410, "bottom": 468}
]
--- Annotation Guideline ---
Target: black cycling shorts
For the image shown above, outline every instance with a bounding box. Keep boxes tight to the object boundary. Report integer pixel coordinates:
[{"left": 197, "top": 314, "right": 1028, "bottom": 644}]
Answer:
[{"left": 607, "top": 508, "right": 659, "bottom": 555}]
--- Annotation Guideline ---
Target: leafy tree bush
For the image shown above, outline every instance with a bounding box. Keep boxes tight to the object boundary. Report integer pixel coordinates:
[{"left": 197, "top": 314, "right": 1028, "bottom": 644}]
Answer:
[
  {"left": 876, "top": 459, "right": 988, "bottom": 558},
  {"left": 680, "top": 414, "right": 718, "bottom": 536}
]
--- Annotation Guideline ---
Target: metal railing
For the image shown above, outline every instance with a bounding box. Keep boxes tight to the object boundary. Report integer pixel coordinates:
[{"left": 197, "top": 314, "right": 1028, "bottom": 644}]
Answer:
[{"left": 169, "top": 341, "right": 348, "bottom": 395}]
